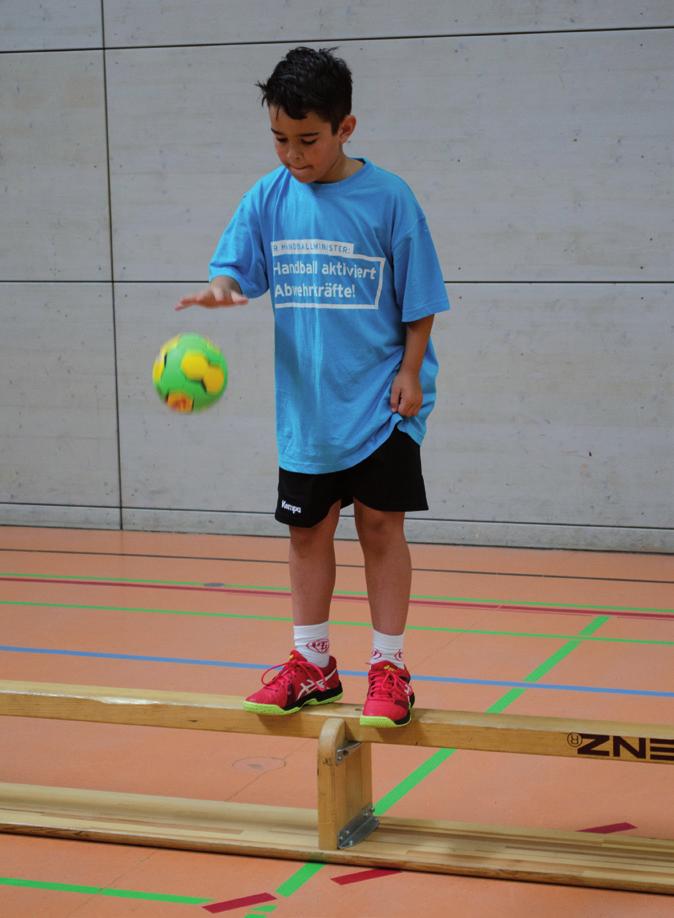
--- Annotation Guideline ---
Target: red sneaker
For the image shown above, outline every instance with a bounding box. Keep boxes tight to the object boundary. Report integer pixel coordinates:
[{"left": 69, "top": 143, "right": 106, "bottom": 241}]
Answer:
[
  {"left": 360, "top": 661, "right": 415, "bottom": 727},
  {"left": 243, "top": 649, "right": 343, "bottom": 715}
]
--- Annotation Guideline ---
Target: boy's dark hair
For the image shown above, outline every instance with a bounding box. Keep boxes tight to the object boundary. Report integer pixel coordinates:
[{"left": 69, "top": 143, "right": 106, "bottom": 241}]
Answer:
[{"left": 256, "top": 46, "right": 352, "bottom": 133}]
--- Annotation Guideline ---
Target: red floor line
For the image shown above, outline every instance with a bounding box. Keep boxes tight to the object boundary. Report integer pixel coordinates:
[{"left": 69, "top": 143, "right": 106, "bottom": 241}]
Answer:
[
  {"left": 579, "top": 822, "right": 637, "bottom": 834},
  {"left": 2, "top": 575, "right": 673, "bottom": 621},
  {"left": 332, "top": 868, "right": 402, "bottom": 885},
  {"left": 202, "top": 891, "right": 276, "bottom": 913}
]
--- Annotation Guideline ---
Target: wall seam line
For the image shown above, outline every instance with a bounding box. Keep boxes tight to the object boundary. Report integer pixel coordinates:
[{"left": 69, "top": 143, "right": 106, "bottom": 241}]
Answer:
[{"left": 99, "top": 0, "right": 123, "bottom": 530}]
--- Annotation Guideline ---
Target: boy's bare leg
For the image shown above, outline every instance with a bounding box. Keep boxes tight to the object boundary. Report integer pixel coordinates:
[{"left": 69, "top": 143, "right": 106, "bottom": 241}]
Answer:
[
  {"left": 288, "top": 499, "right": 341, "bottom": 626},
  {"left": 243, "top": 500, "right": 342, "bottom": 711},
  {"left": 353, "top": 501, "right": 411, "bottom": 634}
]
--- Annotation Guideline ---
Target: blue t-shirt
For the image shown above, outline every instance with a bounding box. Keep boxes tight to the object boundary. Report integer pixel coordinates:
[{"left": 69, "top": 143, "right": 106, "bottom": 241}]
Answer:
[{"left": 209, "top": 158, "right": 450, "bottom": 473}]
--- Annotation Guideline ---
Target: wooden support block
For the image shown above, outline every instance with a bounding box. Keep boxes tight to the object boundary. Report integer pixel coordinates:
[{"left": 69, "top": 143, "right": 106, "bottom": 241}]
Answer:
[{"left": 317, "top": 718, "right": 376, "bottom": 849}]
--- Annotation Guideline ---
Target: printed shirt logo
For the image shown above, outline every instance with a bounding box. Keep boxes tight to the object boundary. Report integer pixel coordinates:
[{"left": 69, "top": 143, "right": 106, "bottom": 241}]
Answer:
[{"left": 271, "top": 238, "right": 384, "bottom": 310}]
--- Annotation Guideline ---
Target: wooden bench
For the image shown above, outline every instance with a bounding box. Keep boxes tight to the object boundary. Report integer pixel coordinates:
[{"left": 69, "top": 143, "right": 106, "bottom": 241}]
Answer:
[{"left": 1, "top": 680, "right": 673, "bottom": 894}]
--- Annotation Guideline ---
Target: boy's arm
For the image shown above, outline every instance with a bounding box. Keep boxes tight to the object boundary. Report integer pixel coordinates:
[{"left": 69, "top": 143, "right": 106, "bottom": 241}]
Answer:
[
  {"left": 390, "top": 314, "right": 434, "bottom": 417},
  {"left": 175, "top": 275, "right": 248, "bottom": 311}
]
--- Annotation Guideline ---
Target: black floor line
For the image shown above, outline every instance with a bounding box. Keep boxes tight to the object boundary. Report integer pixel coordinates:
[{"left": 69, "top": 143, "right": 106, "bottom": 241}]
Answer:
[{"left": 0, "top": 547, "right": 670, "bottom": 586}]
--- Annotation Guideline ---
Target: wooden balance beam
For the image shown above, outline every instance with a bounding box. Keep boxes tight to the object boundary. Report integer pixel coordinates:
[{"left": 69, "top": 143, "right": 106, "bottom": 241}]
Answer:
[{"left": 1, "top": 679, "right": 673, "bottom": 894}]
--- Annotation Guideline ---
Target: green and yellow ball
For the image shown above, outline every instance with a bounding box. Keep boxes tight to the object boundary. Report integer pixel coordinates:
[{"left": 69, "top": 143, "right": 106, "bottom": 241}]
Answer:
[{"left": 153, "top": 333, "right": 227, "bottom": 413}]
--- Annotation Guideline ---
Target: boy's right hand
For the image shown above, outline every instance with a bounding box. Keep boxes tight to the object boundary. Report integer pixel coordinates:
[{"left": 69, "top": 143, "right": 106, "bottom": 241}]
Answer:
[{"left": 175, "top": 285, "right": 248, "bottom": 311}]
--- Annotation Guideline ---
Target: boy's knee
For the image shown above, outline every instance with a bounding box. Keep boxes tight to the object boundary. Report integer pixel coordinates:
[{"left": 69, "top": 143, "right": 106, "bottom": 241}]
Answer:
[
  {"left": 289, "top": 501, "right": 340, "bottom": 551},
  {"left": 355, "top": 504, "right": 404, "bottom": 549},
  {"left": 289, "top": 525, "right": 321, "bottom": 553}
]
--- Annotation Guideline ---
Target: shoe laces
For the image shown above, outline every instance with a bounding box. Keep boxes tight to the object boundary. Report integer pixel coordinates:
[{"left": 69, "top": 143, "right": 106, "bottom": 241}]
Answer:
[
  {"left": 260, "top": 652, "right": 325, "bottom": 688},
  {"left": 367, "top": 664, "right": 409, "bottom": 700}
]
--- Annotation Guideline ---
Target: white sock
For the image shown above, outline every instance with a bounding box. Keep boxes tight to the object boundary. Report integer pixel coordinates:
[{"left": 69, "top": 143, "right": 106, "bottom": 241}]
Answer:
[
  {"left": 370, "top": 629, "right": 405, "bottom": 669},
  {"left": 293, "top": 622, "right": 330, "bottom": 668}
]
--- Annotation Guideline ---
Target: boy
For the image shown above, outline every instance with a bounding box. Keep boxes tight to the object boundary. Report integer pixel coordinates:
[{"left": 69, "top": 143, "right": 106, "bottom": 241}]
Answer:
[{"left": 177, "top": 47, "right": 449, "bottom": 727}]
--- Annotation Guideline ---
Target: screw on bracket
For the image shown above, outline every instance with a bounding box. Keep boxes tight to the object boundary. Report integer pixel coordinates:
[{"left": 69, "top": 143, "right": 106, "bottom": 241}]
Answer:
[
  {"left": 335, "top": 740, "right": 361, "bottom": 764},
  {"left": 338, "top": 805, "right": 379, "bottom": 848}
]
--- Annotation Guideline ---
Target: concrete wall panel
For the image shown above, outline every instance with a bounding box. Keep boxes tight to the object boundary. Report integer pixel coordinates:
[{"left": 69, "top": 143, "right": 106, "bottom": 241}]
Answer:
[
  {"left": 0, "top": 1, "right": 101, "bottom": 51},
  {"left": 105, "top": 44, "right": 266, "bottom": 282},
  {"left": 425, "top": 283, "right": 673, "bottom": 534},
  {"left": 0, "top": 283, "right": 119, "bottom": 522},
  {"left": 0, "top": 51, "right": 111, "bottom": 280},
  {"left": 106, "top": 31, "right": 673, "bottom": 282},
  {"left": 103, "top": 1, "right": 674, "bottom": 47}
]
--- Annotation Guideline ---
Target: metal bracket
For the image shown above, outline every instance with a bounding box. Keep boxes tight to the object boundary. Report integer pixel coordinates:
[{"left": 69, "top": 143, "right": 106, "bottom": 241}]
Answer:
[
  {"left": 335, "top": 740, "right": 361, "bottom": 764},
  {"left": 338, "top": 805, "right": 379, "bottom": 848}
]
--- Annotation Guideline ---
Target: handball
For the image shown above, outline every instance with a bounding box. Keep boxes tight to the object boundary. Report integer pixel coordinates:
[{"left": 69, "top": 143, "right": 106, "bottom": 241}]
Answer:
[{"left": 153, "top": 333, "right": 227, "bottom": 413}]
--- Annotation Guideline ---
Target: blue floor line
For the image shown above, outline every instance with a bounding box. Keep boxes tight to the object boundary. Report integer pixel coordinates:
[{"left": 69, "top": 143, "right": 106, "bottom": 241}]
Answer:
[{"left": 2, "top": 644, "right": 673, "bottom": 699}]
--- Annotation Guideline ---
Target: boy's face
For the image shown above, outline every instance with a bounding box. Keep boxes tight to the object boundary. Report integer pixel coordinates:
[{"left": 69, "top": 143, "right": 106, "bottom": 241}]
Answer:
[{"left": 268, "top": 106, "right": 356, "bottom": 184}]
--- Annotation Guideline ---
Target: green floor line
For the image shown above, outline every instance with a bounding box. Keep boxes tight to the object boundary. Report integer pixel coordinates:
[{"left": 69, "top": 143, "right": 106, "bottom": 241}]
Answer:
[
  {"left": 3, "top": 599, "right": 673, "bottom": 647},
  {"left": 273, "top": 614, "right": 609, "bottom": 900},
  {"left": 0, "top": 599, "right": 289, "bottom": 622},
  {"left": 275, "top": 862, "right": 324, "bottom": 897},
  {"left": 431, "top": 595, "right": 673, "bottom": 615},
  {"left": 0, "top": 876, "right": 210, "bottom": 904},
  {"left": 2, "top": 573, "right": 671, "bottom": 615},
  {"left": 0, "top": 599, "right": 289, "bottom": 624}
]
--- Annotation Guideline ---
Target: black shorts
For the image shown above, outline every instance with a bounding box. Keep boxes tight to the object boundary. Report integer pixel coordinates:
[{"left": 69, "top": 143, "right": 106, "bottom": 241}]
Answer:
[{"left": 275, "top": 426, "right": 428, "bottom": 528}]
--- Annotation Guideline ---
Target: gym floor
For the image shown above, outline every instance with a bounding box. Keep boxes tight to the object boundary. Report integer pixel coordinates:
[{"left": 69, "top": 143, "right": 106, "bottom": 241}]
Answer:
[{"left": 1, "top": 526, "right": 673, "bottom": 917}]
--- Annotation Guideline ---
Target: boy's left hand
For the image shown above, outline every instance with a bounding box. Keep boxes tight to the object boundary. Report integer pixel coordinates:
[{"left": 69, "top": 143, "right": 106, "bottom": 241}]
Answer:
[{"left": 390, "top": 369, "right": 423, "bottom": 417}]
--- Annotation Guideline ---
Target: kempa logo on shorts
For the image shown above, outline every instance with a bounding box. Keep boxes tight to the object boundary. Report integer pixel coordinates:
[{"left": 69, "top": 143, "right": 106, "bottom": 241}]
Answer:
[{"left": 281, "top": 500, "right": 302, "bottom": 515}]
